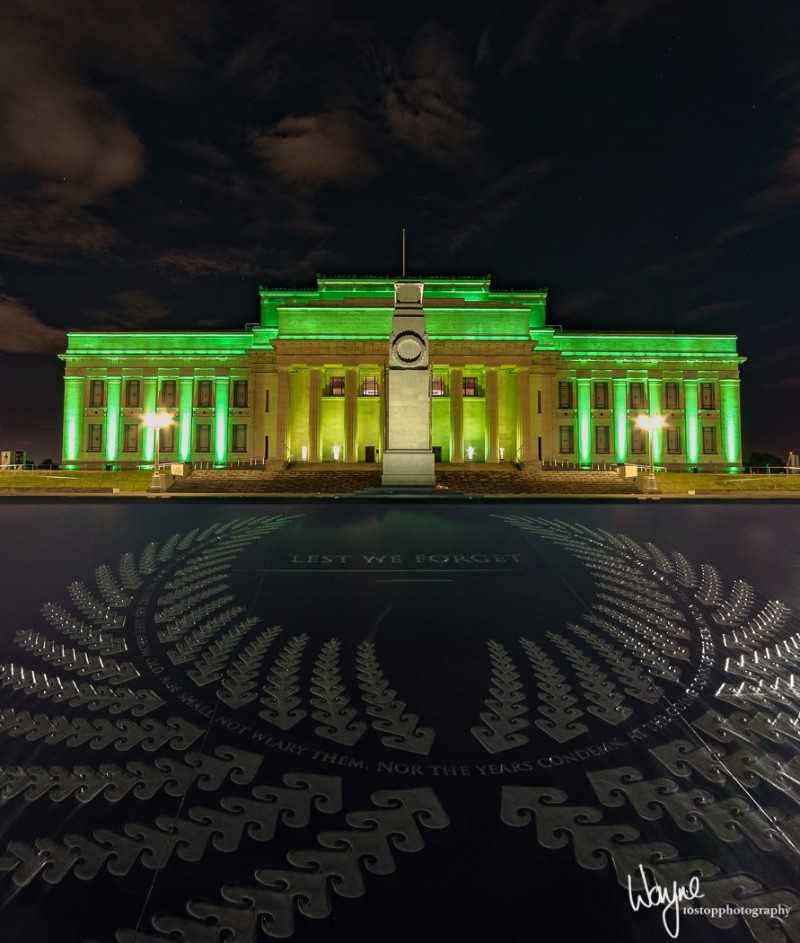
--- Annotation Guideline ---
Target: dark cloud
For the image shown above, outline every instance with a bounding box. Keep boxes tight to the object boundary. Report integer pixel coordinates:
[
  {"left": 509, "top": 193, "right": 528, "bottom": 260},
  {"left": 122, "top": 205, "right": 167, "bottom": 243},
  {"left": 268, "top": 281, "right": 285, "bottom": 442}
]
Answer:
[
  {"left": 155, "top": 248, "right": 265, "bottom": 278},
  {"left": 506, "top": 0, "right": 669, "bottom": 67},
  {"left": 253, "top": 111, "right": 377, "bottom": 187},
  {"left": 0, "top": 198, "right": 118, "bottom": 264},
  {"left": 384, "top": 22, "right": 482, "bottom": 165},
  {"left": 91, "top": 290, "right": 169, "bottom": 330},
  {"left": 0, "top": 294, "right": 64, "bottom": 353}
]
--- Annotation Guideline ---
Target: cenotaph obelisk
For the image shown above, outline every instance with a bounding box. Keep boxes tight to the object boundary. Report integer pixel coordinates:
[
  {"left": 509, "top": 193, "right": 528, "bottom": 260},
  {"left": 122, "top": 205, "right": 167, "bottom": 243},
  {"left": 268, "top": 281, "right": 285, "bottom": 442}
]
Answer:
[{"left": 381, "top": 281, "right": 436, "bottom": 487}]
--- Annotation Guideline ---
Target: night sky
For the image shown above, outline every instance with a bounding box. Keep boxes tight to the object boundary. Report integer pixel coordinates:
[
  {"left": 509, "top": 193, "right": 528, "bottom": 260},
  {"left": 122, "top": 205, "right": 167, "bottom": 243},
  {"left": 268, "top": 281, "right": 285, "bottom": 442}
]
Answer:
[{"left": 1, "top": 0, "right": 798, "bottom": 463}]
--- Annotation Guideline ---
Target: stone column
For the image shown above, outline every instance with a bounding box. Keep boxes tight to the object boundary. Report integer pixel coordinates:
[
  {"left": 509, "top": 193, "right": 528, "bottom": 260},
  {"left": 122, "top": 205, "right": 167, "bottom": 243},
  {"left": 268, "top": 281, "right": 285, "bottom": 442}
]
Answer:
[
  {"left": 683, "top": 378, "right": 699, "bottom": 465},
  {"left": 647, "top": 378, "right": 662, "bottom": 465},
  {"left": 450, "top": 367, "right": 463, "bottom": 463},
  {"left": 62, "top": 375, "right": 85, "bottom": 464},
  {"left": 516, "top": 368, "right": 532, "bottom": 463},
  {"left": 143, "top": 377, "right": 157, "bottom": 464},
  {"left": 308, "top": 367, "right": 322, "bottom": 463},
  {"left": 105, "top": 376, "right": 121, "bottom": 463},
  {"left": 576, "top": 376, "right": 592, "bottom": 466},
  {"left": 213, "top": 375, "right": 229, "bottom": 465},
  {"left": 275, "top": 368, "right": 290, "bottom": 463},
  {"left": 485, "top": 367, "right": 499, "bottom": 463},
  {"left": 178, "top": 377, "right": 193, "bottom": 462},
  {"left": 719, "top": 378, "right": 742, "bottom": 467},
  {"left": 612, "top": 377, "right": 628, "bottom": 463},
  {"left": 345, "top": 367, "right": 358, "bottom": 463}
]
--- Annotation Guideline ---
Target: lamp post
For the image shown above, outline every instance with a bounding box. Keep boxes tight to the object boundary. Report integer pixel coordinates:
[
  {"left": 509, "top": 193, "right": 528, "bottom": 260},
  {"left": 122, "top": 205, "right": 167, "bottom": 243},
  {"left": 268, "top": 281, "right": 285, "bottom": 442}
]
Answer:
[
  {"left": 635, "top": 414, "right": 665, "bottom": 493},
  {"left": 143, "top": 411, "right": 172, "bottom": 491}
]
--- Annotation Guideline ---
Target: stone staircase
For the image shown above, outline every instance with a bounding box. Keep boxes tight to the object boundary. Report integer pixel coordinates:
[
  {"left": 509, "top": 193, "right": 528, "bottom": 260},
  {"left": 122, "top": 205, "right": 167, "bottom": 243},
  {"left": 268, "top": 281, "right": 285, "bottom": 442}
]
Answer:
[{"left": 167, "top": 464, "right": 638, "bottom": 495}]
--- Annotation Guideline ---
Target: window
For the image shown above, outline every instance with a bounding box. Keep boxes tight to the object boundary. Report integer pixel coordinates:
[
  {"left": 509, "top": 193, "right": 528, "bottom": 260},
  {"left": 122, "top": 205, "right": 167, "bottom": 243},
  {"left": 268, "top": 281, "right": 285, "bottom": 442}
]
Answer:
[
  {"left": 595, "top": 425, "right": 610, "bottom": 454},
  {"left": 558, "top": 381, "right": 573, "bottom": 409},
  {"left": 593, "top": 382, "right": 608, "bottom": 409},
  {"left": 463, "top": 377, "right": 478, "bottom": 396},
  {"left": 123, "top": 424, "right": 138, "bottom": 452},
  {"left": 265, "top": 389, "right": 270, "bottom": 412},
  {"left": 362, "top": 375, "right": 379, "bottom": 396},
  {"left": 196, "top": 424, "right": 211, "bottom": 453},
  {"left": 125, "top": 380, "right": 140, "bottom": 407},
  {"left": 159, "top": 425, "right": 175, "bottom": 452},
  {"left": 87, "top": 424, "right": 103, "bottom": 451},
  {"left": 631, "top": 428, "right": 646, "bottom": 454},
  {"left": 89, "top": 380, "right": 105, "bottom": 407},
  {"left": 537, "top": 390, "right": 542, "bottom": 414},
  {"left": 664, "top": 382, "right": 680, "bottom": 409},
  {"left": 329, "top": 376, "right": 345, "bottom": 396},
  {"left": 667, "top": 427, "right": 681, "bottom": 453},
  {"left": 233, "top": 380, "right": 248, "bottom": 407},
  {"left": 559, "top": 425, "right": 574, "bottom": 453},
  {"left": 629, "top": 382, "right": 646, "bottom": 409},
  {"left": 700, "top": 383, "right": 715, "bottom": 409},
  {"left": 160, "top": 380, "right": 176, "bottom": 407},
  {"left": 197, "top": 380, "right": 212, "bottom": 407},
  {"left": 232, "top": 424, "right": 247, "bottom": 452},
  {"left": 431, "top": 376, "right": 445, "bottom": 396},
  {"left": 702, "top": 427, "right": 717, "bottom": 454}
]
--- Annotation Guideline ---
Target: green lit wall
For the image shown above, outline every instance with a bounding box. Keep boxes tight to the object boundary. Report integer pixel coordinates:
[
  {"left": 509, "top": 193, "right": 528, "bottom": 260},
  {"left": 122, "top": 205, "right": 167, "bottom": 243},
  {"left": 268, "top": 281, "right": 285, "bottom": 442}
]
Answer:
[{"left": 60, "top": 276, "right": 744, "bottom": 469}]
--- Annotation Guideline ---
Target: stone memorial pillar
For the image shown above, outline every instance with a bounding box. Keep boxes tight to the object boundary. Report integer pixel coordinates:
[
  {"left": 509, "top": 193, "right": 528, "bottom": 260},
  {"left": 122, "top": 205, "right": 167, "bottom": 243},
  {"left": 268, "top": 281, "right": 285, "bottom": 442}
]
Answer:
[{"left": 381, "top": 282, "right": 436, "bottom": 486}]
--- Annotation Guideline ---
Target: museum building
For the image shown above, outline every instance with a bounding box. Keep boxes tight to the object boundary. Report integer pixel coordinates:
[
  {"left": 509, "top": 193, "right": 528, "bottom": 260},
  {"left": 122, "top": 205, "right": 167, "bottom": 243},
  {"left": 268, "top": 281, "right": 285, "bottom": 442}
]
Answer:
[{"left": 60, "top": 276, "right": 744, "bottom": 470}]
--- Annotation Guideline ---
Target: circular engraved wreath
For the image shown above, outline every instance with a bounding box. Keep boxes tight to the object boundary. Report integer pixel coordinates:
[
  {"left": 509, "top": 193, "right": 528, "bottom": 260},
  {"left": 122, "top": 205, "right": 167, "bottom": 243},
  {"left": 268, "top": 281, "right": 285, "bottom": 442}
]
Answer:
[{"left": 391, "top": 330, "right": 426, "bottom": 365}]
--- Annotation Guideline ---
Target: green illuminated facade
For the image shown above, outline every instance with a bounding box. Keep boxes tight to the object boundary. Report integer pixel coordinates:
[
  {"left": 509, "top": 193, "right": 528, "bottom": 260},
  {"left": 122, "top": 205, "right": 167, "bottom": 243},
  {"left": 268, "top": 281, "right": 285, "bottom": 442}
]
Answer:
[{"left": 60, "top": 276, "right": 744, "bottom": 470}]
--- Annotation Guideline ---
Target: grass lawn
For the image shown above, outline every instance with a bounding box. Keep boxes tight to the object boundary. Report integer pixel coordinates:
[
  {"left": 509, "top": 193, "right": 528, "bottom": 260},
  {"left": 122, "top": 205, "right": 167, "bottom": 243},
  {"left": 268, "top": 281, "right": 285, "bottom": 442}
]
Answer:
[
  {"left": 0, "top": 470, "right": 154, "bottom": 492},
  {"left": 654, "top": 471, "right": 800, "bottom": 493}
]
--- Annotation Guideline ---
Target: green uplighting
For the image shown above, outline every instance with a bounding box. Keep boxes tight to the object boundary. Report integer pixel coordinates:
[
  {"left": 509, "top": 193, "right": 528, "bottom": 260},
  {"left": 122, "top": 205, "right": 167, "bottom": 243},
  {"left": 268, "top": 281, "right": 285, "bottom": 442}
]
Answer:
[
  {"left": 577, "top": 378, "right": 591, "bottom": 465},
  {"left": 720, "top": 379, "right": 741, "bottom": 466},
  {"left": 106, "top": 377, "right": 121, "bottom": 461},
  {"left": 684, "top": 380, "right": 699, "bottom": 465},
  {"left": 648, "top": 382, "right": 663, "bottom": 464},
  {"left": 63, "top": 377, "right": 83, "bottom": 462},
  {"left": 214, "top": 377, "right": 229, "bottom": 464},
  {"left": 613, "top": 379, "right": 627, "bottom": 463},
  {"left": 179, "top": 378, "right": 193, "bottom": 461}
]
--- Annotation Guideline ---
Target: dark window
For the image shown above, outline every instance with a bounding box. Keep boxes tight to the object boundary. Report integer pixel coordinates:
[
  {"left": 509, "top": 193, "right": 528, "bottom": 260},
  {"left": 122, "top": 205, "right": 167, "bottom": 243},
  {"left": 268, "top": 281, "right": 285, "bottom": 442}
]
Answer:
[
  {"left": 664, "top": 382, "right": 680, "bottom": 409},
  {"left": 265, "top": 389, "right": 270, "bottom": 412},
  {"left": 89, "top": 380, "right": 105, "bottom": 407},
  {"left": 362, "top": 375, "right": 379, "bottom": 396},
  {"left": 629, "top": 382, "right": 646, "bottom": 409},
  {"left": 123, "top": 424, "right": 138, "bottom": 452},
  {"left": 159, "top": 425, "right": 175, "bottom": 452},
  {"left": 700, "top": 383, "right": 715, "bottom": 409},
  {"left": 197, "top": 380, "right": 212, "bottom": 407},
  {"left": 595, "top": 425, "right": 610, "bottom": 454},
  {"left": 196, "top": 424, "right": 211, "bottom": 453},
  {"left": 559, "top": 425, "right": 574, "bottom": 453},
  {"left": 702, "top": 426, "right": 717, "bottom": 453},
  {"left": 125, "top": 380, "right": 140, "bottom": 408},
  {"left": 558, "top": 381, "right": 573, "bottom": 408},
  {"left": 431, "top": 376, "right": 445, "bottom": 396},
  {"left": 593, "top": 382, "right": 608, "bottom": 409},
  {"left": 160, "top": 380, "right": 176, "bottom": 407},
  {"left": 232, "top": 424, "right": 247, "bottom": 452},
  {"left": 667, "top": 426, "right": 681, "bottom": 453},
  {"left": 463, "top": 377, "right": 478, "bottom": 396},
  {"left": 537, "top": 390, "right": 542, "bottom": 414},
  {"left": 233, "top": 380, "right": 248, "bottom": 407},
  {"left": 631, "top": 427, "right": 646, "bottom": 454},
  {"left": 87, "top": 424, "right": 103, "bottom": 451},
  {"left": 330, "top": 376, "right": 345, "bottom": 396}
]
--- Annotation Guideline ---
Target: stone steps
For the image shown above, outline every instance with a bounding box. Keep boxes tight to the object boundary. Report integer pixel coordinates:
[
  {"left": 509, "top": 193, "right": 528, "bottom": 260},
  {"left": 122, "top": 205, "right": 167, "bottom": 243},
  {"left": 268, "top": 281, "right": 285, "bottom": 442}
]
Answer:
[{"left": 168, "top": 465, "right": 638, "bottom": 495}]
